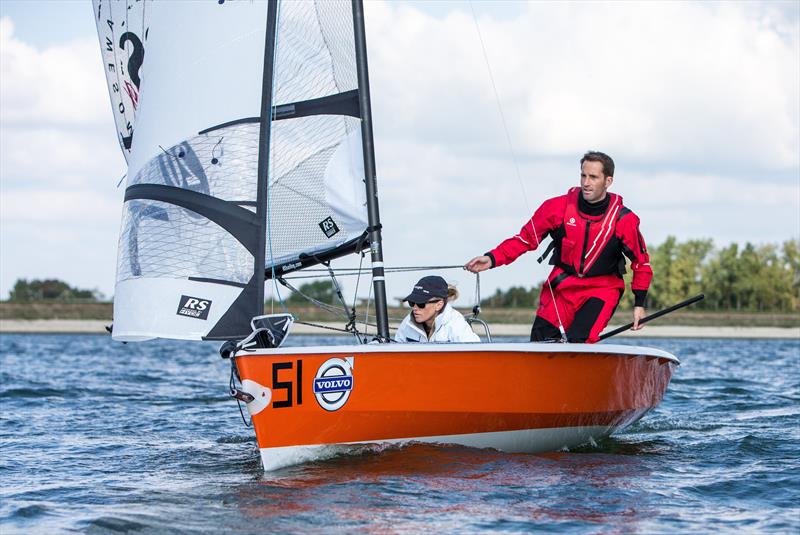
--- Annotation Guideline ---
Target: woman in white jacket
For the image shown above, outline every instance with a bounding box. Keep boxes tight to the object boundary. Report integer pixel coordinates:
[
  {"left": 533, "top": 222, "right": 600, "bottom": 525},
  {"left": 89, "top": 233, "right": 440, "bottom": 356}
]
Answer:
[{"left": 394, "top": 276, "right": 480, "bottom": 343}]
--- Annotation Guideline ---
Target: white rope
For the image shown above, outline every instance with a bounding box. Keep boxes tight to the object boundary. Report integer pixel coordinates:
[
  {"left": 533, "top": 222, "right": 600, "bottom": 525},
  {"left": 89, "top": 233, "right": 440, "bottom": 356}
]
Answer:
[{"left": 468, "top": 2, "right": 567, "bottom": 340}]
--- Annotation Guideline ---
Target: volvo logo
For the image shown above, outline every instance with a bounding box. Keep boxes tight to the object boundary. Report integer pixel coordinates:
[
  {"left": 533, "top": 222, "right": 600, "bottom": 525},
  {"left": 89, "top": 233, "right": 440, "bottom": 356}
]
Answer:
[{"left": 313, "top": 357, "right": 354, "bottom": 412}]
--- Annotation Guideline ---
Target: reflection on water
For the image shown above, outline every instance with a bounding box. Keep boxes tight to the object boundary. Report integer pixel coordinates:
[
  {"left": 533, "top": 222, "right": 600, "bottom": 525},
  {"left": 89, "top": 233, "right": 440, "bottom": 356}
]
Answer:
[{"left": 231, "top": 443, "right": 659, "bottom": 532}]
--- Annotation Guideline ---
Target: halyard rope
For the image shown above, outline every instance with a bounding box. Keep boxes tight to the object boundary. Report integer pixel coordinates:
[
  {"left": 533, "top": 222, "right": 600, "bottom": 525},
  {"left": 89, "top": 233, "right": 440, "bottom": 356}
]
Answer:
[{"left": 468, "top": 2, "right": 567, "bottom": 341}]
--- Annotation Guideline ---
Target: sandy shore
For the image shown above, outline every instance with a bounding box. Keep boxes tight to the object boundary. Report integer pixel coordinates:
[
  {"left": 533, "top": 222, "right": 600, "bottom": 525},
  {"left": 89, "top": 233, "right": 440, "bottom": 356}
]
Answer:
[{"left": 1, "top": 319, "right": 797, "bottom": 339}]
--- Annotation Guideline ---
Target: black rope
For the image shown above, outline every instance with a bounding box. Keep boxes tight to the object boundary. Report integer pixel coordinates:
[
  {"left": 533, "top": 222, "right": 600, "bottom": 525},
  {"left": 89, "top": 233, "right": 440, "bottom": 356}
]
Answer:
[
  {"left": 280, "top": 267, "right": 365, "bottom": 342},
  {"left": 294, "top": 320, "right": 355, "bottom": 334},
  {"left": 294, "top": 316, "right": 406, "bottom": 332},
  {"left": 277, "top": 277, "right": 350, "bottom": 318},
  {"left": 472, "top": 272, "right": 482, "bottom": 317},
  {"left": 229, "top": 359, "right": 252, "bottom": 428}
]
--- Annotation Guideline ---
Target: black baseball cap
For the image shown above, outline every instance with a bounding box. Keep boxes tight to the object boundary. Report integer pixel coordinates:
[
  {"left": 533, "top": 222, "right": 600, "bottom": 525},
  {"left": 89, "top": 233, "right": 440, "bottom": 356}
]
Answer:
[{"left": 403, "top": 276, "right": 448, "bottom": 304}]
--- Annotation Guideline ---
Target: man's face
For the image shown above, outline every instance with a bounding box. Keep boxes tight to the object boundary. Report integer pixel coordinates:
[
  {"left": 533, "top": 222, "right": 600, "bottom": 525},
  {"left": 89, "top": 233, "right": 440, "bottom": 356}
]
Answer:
[{"left": 580, "top": 161, "right": 613, "bottom": 203}]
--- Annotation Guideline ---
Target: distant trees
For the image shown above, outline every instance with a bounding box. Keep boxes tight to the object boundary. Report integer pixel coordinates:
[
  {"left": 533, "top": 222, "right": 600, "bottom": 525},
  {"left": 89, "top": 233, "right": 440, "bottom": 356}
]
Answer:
[
  {"left": 483, "top": 238, "right": 800, "bottom": 313},
  {"left": 483, "top": 286, "right": 538, "bottom": 308},
  {"left": 7, "top": 279, "right": 103, "bottom": 303},
  {"left": 646, "top": 237, "right": 714, "bottom": 310},
  {"left": 285, "top": 280, "right": 340, "bottom": 305},
  {"left": 645, "top": 238, "right": 798, "bottom": 312}
]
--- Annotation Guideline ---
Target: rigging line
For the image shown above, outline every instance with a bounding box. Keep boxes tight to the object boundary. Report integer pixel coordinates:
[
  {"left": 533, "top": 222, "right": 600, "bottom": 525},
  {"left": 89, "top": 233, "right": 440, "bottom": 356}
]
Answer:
[
  {"left": 277, "top": 277, "right": 350, "bottom": 319},
  {"left": 364, "top": 272, "right": 374, "bottom": 338},
  {"left": 280, "top": 264, "right": 471, "bottom": 280},
  {"left": 295, "top": 318, "right": 403, "bottom": 334},
  {"left": 468, "top": 1, "right": 529, "bottom": 215},
  {"left": 322, "top": 261, "right": 359, "bottom": 329},
  {"left": 352, "top": 251, "right": 365, "bottom": 315},
  {"left": 281, "top": 271, "right": 447, "bottom": 280},
  {"left": 266, "top": 0, "right": 288, "bottom": 315},
  {"left": 293, "top": 319, "right": 390, "bottom": 336},
  {"left": 293, "top": 264, "right": 466, "bottom": 273},
  {"left": 469, "top": 2, "right": 567, "bottom": 341},
  {"left": 469, "top": 0, "right": 567, "bottom": 342},
  {"left": 294, "top": 321, "right": 352, "bottom": 334},
  {"left": 473, "top": 272, "right": 482, "bottom": 315}
]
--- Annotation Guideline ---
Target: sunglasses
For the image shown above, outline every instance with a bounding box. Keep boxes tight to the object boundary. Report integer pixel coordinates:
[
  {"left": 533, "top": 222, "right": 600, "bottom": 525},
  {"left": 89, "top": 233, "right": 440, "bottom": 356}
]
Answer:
[{"left": 409, "top": 299, "right": 442, "bottom": 309}]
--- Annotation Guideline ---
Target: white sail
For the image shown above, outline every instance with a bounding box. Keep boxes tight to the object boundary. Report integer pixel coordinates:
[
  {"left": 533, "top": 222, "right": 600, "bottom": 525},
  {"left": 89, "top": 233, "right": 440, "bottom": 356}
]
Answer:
[
  {"left": 265, "top": 0, "right": 368, "bottom": 274},
  {"left": 94, "top": 0, "right": 370, "bottom": 341},
  {"left": 93, "top": 0, "right": 147, "bottom": 160}
]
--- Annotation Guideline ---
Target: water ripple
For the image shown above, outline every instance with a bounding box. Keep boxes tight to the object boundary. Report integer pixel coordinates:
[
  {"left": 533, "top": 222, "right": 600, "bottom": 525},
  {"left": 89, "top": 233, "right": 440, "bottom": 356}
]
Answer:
[{"left": 0, "top": 334, "right": 797, "bottom": 533}]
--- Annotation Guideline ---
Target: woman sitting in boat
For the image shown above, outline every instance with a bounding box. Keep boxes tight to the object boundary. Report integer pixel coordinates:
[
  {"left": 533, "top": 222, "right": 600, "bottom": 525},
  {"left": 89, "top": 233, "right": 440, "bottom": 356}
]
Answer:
[{"left": 395, "top": 276, "right": 480, "bottom": 343}]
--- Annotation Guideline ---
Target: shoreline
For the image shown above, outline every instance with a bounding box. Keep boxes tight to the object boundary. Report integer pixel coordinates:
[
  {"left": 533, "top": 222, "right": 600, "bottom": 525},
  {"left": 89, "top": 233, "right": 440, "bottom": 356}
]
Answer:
[{"left": 1, "top": 319, "right": 797, "bottom": 339}]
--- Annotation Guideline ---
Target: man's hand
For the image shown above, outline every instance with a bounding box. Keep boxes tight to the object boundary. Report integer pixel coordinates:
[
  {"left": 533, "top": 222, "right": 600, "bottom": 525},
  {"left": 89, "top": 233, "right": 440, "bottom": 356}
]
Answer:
[
  {"left": 632, "top": 306, "right": 646, "bottom": 330},
  {"left": 464, "top": 255, "right": 492, "bottom": 273}
]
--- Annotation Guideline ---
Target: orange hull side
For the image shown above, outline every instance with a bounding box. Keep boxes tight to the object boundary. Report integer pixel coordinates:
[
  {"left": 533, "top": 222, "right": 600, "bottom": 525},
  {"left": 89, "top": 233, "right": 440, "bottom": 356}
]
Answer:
[{"left": 235, "top": 347, "right": 675, "bottom": 449}]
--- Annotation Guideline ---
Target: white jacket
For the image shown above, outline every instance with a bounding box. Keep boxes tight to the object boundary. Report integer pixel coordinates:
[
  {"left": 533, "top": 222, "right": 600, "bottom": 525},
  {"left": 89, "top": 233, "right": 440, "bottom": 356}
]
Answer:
[{"left": 394, "top": 304, "right": 481, "bottom": 343}]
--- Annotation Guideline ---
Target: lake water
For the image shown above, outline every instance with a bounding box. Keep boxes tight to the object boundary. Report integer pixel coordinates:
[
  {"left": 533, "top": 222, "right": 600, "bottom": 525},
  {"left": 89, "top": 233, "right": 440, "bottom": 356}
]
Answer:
[{"left": 1, "top": 334, "right": 798, "bottom": 533}]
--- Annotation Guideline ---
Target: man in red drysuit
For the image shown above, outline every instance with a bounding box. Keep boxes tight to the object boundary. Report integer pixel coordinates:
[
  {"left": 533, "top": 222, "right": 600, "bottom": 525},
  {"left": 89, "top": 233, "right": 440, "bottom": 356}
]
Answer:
[{"left": 465, "top": 151, "right": 652, "bottom": 343}]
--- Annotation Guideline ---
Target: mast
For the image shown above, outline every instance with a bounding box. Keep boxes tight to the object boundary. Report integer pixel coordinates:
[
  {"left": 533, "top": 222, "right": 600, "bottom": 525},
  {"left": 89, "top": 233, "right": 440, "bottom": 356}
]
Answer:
[
  {"left": 254, "top": 0, "right": 279, "bottom": 317},
  {"left": 352, "top": 0, "right": 390, "bottom": 341}
]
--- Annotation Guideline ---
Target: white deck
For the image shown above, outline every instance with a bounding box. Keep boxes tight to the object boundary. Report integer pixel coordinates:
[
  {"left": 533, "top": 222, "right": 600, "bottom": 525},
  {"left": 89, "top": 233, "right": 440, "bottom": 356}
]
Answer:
[{"left": 241, "top": 341, "right": 680, "bottom": 364}]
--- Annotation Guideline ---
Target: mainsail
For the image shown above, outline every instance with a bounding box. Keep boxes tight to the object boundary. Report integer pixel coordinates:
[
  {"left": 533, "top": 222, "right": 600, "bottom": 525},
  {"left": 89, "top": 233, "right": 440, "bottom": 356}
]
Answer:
[{"left": 94, "top": 0, "right": 377, "bottom": 341}]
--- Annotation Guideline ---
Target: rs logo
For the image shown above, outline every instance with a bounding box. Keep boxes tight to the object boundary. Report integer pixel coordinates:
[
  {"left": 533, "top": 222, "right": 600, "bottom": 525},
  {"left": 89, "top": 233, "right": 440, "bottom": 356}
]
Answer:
[
  {"left": 183, "top": 298, "right": 208, "bottom": 311},
  {"left": 176, "top": 295, "right": 212, "bottom": 320}
]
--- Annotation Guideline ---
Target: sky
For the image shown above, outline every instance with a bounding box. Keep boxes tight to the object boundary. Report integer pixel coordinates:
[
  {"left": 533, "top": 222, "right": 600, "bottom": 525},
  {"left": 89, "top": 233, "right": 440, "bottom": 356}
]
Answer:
[{"left": 0, "top": 0, "right": 798, "bottom": 308}]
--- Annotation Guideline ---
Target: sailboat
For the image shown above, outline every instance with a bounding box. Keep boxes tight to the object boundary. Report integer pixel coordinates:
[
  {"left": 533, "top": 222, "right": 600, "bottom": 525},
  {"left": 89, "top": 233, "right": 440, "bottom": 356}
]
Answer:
[{"left": 94, "top": 0, "right": 679, "bottom": 471}]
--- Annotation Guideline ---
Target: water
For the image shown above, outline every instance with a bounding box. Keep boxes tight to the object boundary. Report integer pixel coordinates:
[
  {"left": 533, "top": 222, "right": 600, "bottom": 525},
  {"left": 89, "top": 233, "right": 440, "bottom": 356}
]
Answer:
[{"left": 1, "top": 334, "right": 798, "bottom": 533}]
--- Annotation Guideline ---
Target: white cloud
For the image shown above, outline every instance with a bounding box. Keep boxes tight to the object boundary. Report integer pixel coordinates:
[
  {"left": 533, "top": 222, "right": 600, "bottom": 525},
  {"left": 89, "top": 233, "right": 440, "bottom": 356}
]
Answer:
[
  {"left": 0, "top": 15, "right": 125, "bottom": 298},
  {"left": 0, "top": 17, "right": 110, "bottom": 126},
  {"left": 366, "top": 1, "right": 800, "bottom": 173}
]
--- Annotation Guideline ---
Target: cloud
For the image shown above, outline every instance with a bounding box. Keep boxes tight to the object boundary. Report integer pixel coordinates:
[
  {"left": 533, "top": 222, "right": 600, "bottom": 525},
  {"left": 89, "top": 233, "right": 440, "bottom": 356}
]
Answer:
[
  {"left": 0, "top": 16, "right": 125, "bottom": 298},
  {"left": 0, "top": 17, "right": 110, "bottom": 126},
  {"left": 366, "top": 1, "right": 800, "bottom": 175}
]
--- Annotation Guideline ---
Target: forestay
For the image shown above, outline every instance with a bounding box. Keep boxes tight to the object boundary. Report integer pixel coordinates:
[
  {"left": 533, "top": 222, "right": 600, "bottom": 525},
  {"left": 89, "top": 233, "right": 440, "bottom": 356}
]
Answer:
[{"left": 94, "top": 0, "right": 369, "bottom": 342}]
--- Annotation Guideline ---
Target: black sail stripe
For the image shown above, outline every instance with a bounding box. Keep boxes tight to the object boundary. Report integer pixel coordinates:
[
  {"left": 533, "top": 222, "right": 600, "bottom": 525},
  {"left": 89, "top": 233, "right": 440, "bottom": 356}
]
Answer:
[
  {"left": 198, "top": 89, "right": 360, "bottom": 135},
  {"left": 124, "top": 183, "right": 260, "bottom": 256}
]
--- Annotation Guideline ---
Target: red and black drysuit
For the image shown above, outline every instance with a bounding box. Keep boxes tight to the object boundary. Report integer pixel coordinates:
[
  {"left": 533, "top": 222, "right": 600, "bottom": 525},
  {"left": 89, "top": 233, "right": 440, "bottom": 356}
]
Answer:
[{"left": 486, "top": 187, "right": 652, "bottom": 343}]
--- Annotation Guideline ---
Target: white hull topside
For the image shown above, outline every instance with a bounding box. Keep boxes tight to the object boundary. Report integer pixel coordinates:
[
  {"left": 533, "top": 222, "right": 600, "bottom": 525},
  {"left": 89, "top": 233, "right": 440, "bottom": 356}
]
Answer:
[{"left": 257, "top": 423, "right": 644, "bottom": 472}]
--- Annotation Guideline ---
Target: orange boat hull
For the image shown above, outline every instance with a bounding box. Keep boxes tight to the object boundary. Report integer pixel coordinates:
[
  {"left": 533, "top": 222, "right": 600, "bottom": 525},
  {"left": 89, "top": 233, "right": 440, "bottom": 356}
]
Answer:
[{"left": 234, "top": 343, "right": 677, "bottom": 470}]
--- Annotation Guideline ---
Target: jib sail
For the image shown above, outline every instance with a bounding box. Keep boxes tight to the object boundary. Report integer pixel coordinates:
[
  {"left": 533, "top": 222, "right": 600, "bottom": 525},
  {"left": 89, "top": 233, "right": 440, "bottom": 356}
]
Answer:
[{"left": 94, "top": 0, "right": 373, "bottom": 341}]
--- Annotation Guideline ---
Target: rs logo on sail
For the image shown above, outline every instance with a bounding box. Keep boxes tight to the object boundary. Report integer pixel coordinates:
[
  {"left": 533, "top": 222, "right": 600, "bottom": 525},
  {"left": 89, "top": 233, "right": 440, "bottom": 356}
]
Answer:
[{"left": 176, "top": 295, "right": 212, "bottom": 320}]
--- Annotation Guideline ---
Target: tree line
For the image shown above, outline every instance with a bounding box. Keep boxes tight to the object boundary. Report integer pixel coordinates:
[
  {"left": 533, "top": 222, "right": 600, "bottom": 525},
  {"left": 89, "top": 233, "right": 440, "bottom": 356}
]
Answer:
[
  {"left": 7, "top": 279, "right": 103, "bottom": 303},
  {"left": 482, "top": 237, "right": 800, "bottom": 313}
]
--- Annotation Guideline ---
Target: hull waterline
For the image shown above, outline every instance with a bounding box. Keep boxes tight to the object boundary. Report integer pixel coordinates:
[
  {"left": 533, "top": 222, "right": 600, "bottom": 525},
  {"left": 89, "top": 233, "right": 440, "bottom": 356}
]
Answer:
[{"left": 233, "top": 342, "right": 678, "bottom": 471}]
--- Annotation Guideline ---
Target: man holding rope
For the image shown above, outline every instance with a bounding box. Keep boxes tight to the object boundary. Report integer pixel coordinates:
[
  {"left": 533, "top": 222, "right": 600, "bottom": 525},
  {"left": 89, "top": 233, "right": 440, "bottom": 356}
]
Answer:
[{"left": 465, "top": 151, "right": 652, "bottom": 343}]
